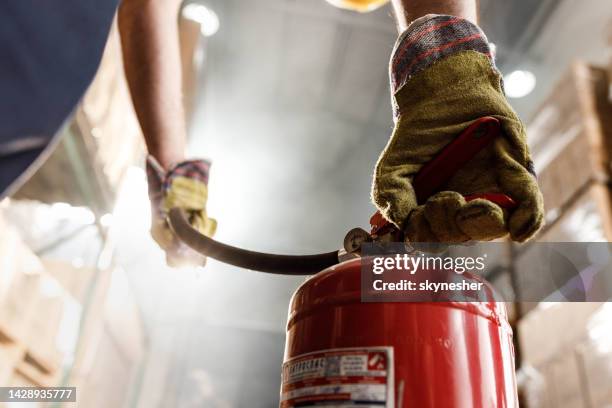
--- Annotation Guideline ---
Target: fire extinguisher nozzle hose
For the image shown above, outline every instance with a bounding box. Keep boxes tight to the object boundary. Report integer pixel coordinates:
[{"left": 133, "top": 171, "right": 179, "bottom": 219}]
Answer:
[{"left": 167, "top": 208, "right": 341, "bottom": 275}]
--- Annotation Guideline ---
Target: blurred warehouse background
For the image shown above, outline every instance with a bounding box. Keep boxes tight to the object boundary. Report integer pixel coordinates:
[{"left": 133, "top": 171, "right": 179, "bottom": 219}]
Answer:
[{"left": 1, "top": 0, "right": 612, "bottom": 406}]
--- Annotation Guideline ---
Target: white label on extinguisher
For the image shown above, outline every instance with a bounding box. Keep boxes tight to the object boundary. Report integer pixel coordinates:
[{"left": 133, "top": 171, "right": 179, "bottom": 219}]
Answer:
[{"left": 280, "top": 347, "right": 394, "bottom": 408}]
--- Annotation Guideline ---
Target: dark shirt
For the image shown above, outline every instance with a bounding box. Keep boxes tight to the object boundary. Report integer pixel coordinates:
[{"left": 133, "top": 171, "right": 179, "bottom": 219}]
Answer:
[{"left": 0, "top": 0, "right": 119, "bottom": 197}]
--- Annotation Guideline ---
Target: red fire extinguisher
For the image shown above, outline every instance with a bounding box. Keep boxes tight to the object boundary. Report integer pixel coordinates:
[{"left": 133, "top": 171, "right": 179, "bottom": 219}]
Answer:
[
  {"left": 280, "top": 257, "right": 517, "bottom": 407},
  {"left": 168, "top": 117, "right": 519, "bottom": 407}
]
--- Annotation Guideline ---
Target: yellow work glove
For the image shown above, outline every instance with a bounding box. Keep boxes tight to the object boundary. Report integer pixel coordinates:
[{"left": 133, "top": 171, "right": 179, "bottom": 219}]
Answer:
[
  {"left": 372, "top": 15, "right": 544, "bottom": 244},
  {"left": 146, "top": 156, "right": 217, "bottom": 267}
]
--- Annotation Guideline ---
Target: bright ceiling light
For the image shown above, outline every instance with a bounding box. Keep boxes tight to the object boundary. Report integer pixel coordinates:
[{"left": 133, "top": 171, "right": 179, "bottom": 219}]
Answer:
[
  {"left": 324, "top": 0, "right": 389, "bottom": 13},
  {"left": 504, "top": 70, "right": 536, "bottom": 99},
  {"left": 182, "top": 3, "right": 220, "bottom": 37}
]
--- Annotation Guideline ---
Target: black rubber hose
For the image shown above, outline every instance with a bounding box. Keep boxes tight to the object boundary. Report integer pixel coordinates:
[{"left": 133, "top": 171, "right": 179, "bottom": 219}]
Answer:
[{"left": 167, "top": 208, "right": 340, "bottom": 275}]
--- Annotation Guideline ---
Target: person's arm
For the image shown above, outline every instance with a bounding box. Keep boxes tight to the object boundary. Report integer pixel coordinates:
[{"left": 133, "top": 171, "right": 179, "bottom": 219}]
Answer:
[
  {"left": 118, "top": 0, "right": 216, "bottom": 267},
  {"left": 391, "top": 0, "right": 478, "bottom": 31},
  {"left": 118, "top": 0, "right": 186, "bottom": 170}
]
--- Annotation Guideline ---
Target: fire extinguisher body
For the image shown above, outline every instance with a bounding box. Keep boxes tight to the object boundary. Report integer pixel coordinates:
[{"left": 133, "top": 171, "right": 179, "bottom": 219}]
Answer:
[{"left": 281, "top": 258, "right": 518, "bottom": 408}]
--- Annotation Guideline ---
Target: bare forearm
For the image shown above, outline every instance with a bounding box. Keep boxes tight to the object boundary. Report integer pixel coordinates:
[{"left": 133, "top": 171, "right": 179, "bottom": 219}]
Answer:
[
  {"left": 118, "top": 0, "right": 186, "bottom": 169},
  {"left": 391, "top": 0, "right": 478, "bottom": 31}
]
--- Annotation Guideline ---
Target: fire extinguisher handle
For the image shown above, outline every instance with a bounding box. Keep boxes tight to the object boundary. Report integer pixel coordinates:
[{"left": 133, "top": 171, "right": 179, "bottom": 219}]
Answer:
[{"left": 167, "top": 208, "right": 341, "bottom": 275}]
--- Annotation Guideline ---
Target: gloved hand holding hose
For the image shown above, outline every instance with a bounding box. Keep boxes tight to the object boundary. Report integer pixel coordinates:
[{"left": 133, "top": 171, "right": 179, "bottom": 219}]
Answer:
[{"left": 146, "top": 156, "right": 217, "bottom": 267}]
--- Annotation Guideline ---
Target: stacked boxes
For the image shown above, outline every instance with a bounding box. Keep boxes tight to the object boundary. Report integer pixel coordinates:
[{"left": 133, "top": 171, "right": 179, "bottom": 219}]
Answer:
[
  {"left": 518, "top": 303, "right": 612, "bottom": 408},
  {"left": 485, "top": 63, "right": 612, "bottom": 318},
  {"left": 515, "top": 63, "right": 612, "bottom": 407},
  {"left": 510, "top": 63, "right": 612, "bottom": 310},
  {"left": 0, "top": 212, "right": 63, "bottom": 387},
  {"left": 528, "top": 62, "right": 612, "bottom": 240},
  {"left": 0, "top": 208, "right": 148, "bottom": 404}
]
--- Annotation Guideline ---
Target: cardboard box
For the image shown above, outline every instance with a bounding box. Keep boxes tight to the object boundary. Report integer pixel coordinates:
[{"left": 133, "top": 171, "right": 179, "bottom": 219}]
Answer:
[
  {"left": 536, "top": 182, "right": 612, "bottom": 242},
  {"left": 8, "top": 370, "right": 39, "bottom": 388},
  {"left": 518, "top": 302, "right": 604, "bottom": 368},
  {"left": 576, "top": 304, "right": 612, "bottom": 407},
  {"left": 578, "top": 343, "right": 612, "bottom": 407},
  {"left": 528, "top": 63, "right": 612, "bottom": 218},
  {"left": 42, "top": 259, "right": 95, "bottom": 303},
  {"left": 25, "top": 287, "right": 65, "bottom": 374},
  {"left": 11, "top": 354, "right": 61, "bottom": 388},
  {"left": 0, "top": 272, "right": 41, "bottom": 343},
  {"left": 0, "top": 343, "right": 25, "bottom": 385},
  {"left": 513, "top": 183, "right": 612, "bottom": 310},
  {"left": 548, "top": 353, "right": 586, "bottom": 408},
  {"left": 518, "top": 303, "right": 612, "bottom": 408},
  {"left": 0, "top": 213, "right": 45, "bottom": 343}
]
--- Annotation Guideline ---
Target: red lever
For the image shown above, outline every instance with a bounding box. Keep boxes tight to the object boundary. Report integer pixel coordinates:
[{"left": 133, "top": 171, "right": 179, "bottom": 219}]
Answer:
[
  {"left": 412, "top": 116, "right": 517, "bottom": 210},
  {"left": 370, "top": 211, "right": 390, "bottom": 235}
]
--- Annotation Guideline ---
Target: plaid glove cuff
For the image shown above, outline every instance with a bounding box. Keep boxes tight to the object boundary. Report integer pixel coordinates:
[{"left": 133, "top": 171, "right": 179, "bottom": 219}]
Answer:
[
  {"left": 390, "top": 14, "right": 495, "bottom": 119},
  {"left": 146, "top": 156, "right": 211, "bottom": 214},
  {"left": 163, "top": 160, "right": 210, "bottom": 192}
]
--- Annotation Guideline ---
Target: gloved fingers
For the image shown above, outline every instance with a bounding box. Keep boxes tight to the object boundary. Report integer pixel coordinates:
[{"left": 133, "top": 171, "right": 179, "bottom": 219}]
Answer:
[
  {"left": 492, "top": 136, "right": 536, "bottom": 200},
  {"left": 163, "top": 176, "right": 209, "bottom": 212},
  {"left": 372, "top": 162, "right": 420, "bottom": 228},
  {"left": 423, "top": 191, "right": 471, "bottom": 242},
  {"left": 455, "top": 198, "right": 507, "bottom": 240},
  {"left": 151, "top": 209, "right": 216, "bottom": 267},
  {"left": 404, "top": 206, "right": 439, "bottom": 244},
  {"left": 405, "top": 192, "right": 508, "bottom": 245},
  {"left": 508, "top": 198, "right": 544, "bottom": 242},
  {"left": 151, "top": 222, "right": 207, "bottom": 268},
  {"left": 494, "top": 116, "right": 532, "bottom": 169},
  {"left": 194, "top": 214, "right": 217, "bottom": 238},
  {"left": 492, "top": 137, "right": 545, "bottom": 241},
  {"left": 150, "top": 217, "right": 173, "bottom": 250}
]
